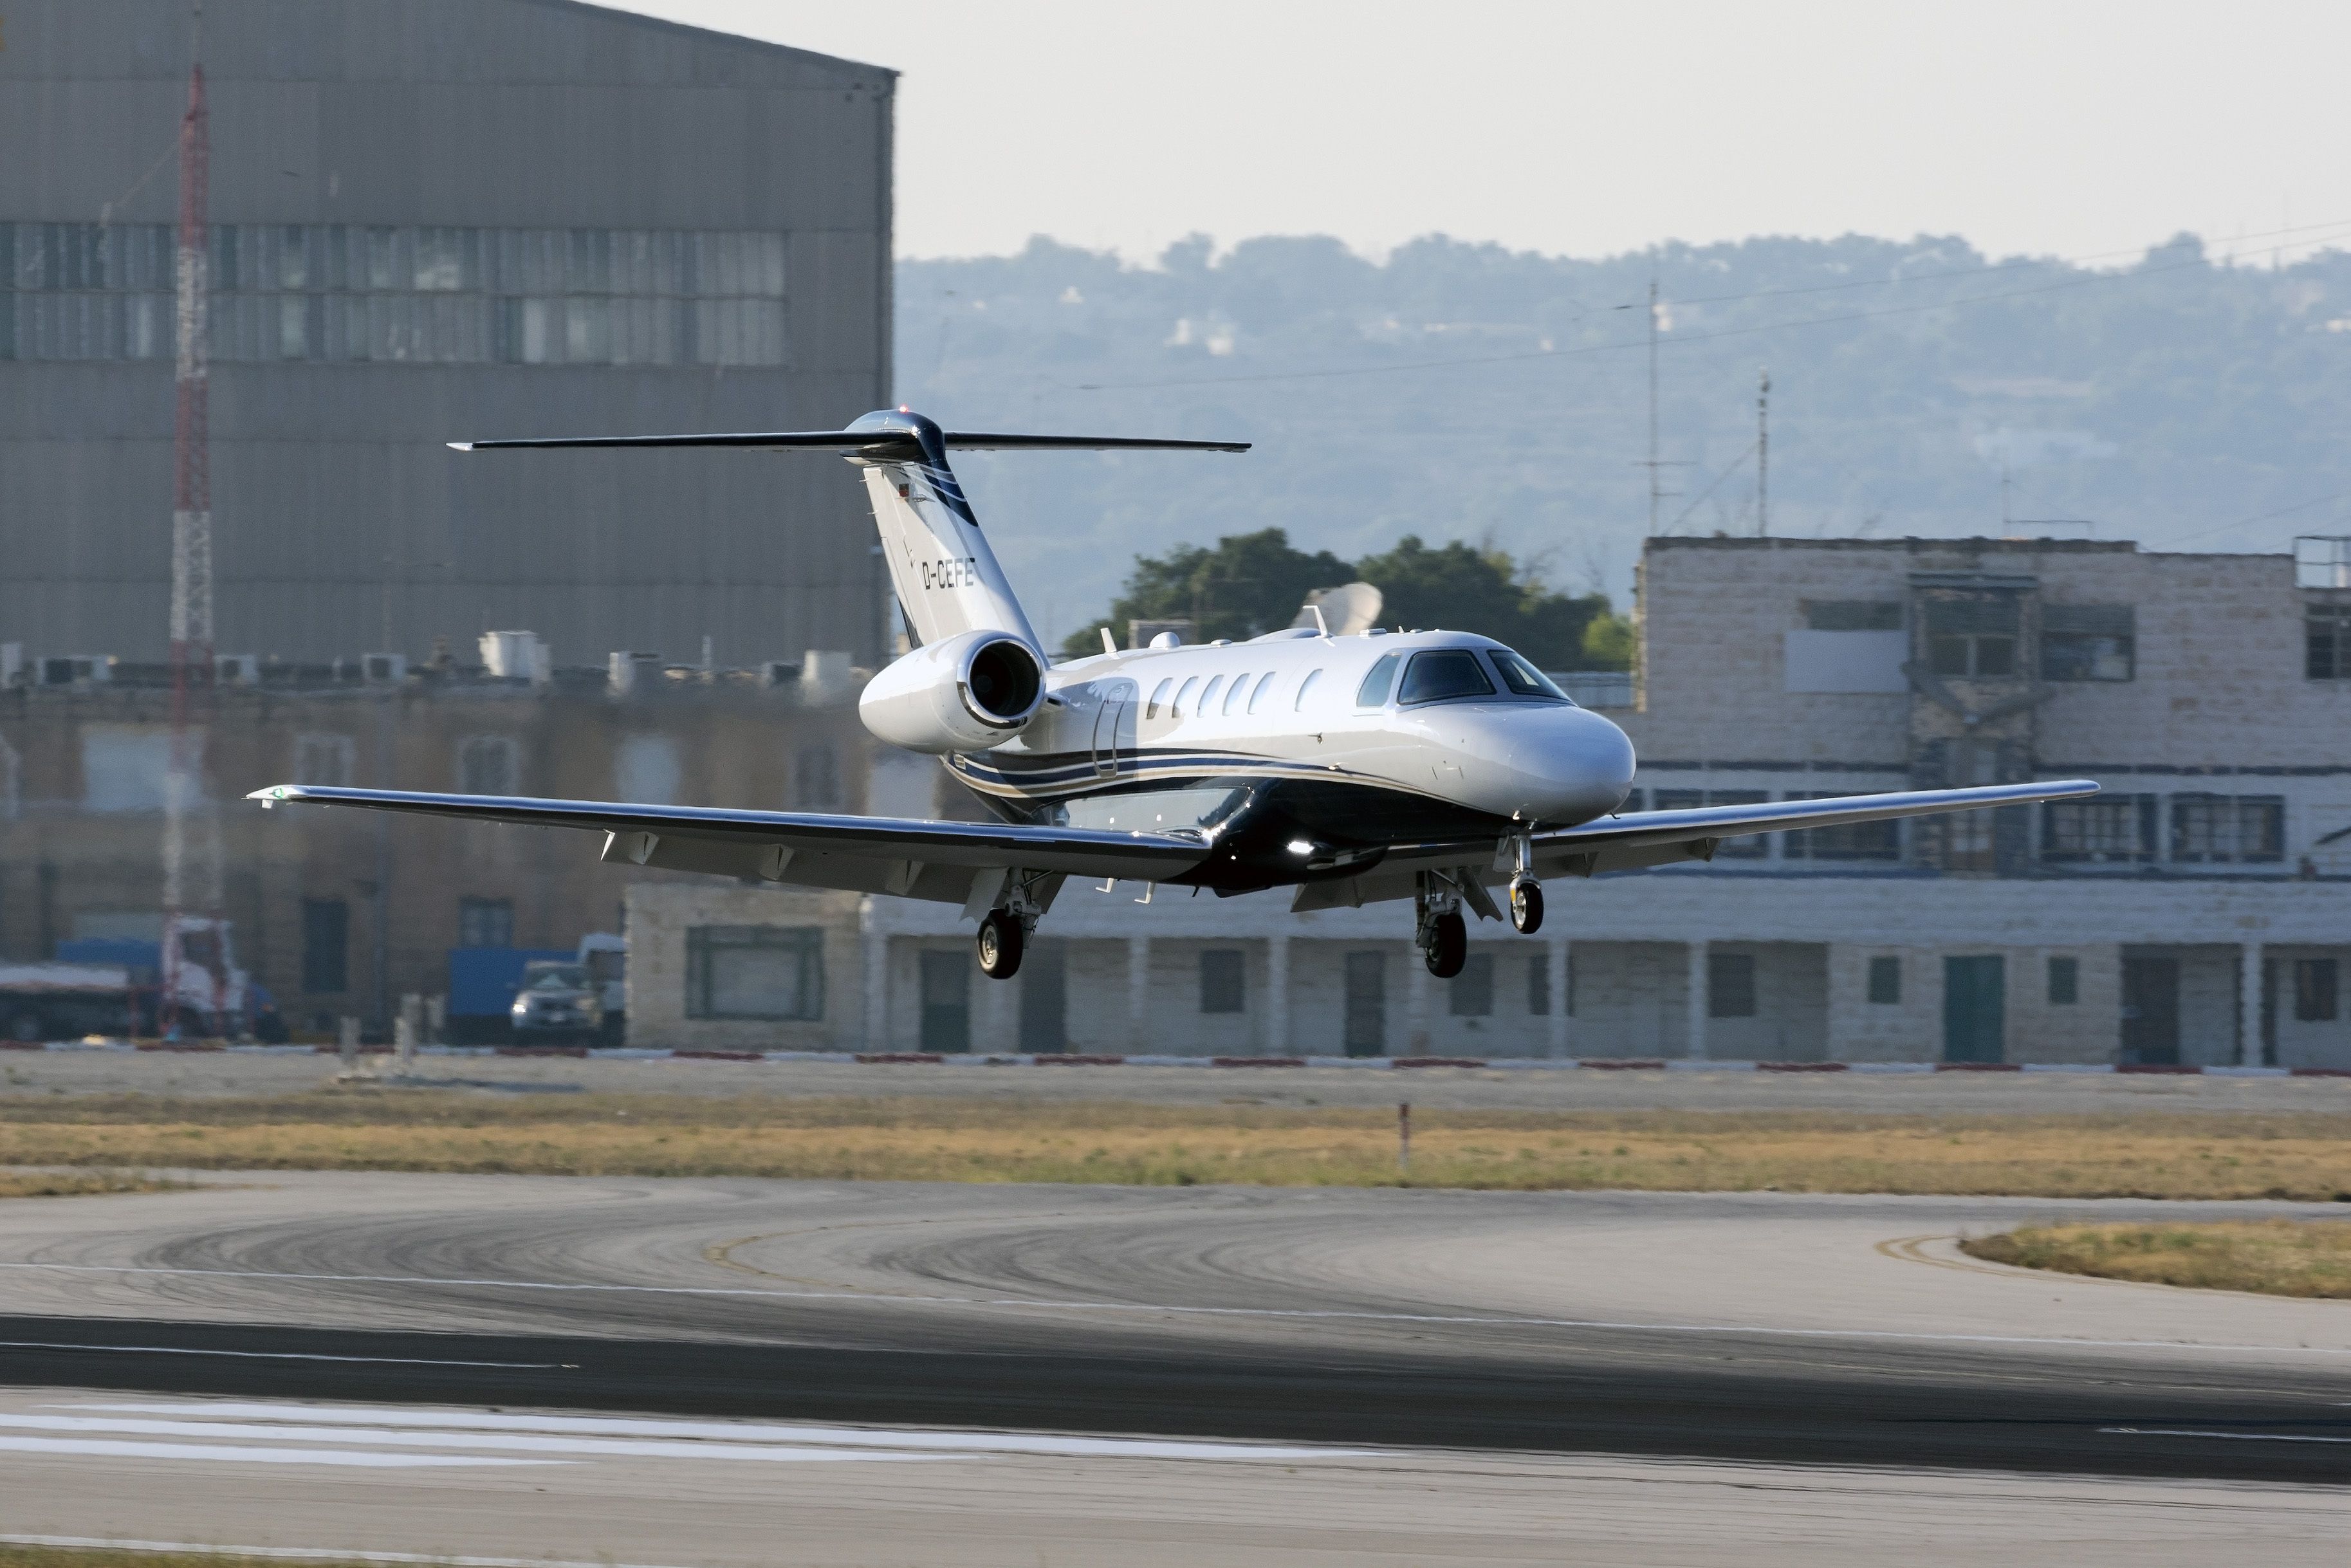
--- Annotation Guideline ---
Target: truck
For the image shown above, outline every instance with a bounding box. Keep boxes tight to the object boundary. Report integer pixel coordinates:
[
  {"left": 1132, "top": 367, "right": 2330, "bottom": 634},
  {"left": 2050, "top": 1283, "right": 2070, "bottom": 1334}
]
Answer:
[{"left": 0, "top": 963, "right": 137, "bottom": 1043}]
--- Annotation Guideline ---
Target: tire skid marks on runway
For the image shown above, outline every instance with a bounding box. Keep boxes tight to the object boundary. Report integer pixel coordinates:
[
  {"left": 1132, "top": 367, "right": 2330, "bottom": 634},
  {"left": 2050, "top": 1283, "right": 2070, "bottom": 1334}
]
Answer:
[
  {"left": 1, "top": 1536, "right": 690, "bottom": 1568},
  {"left": 53, "top": 1400, "right": 1379, "bottom": 1462},
  {"left": 0, "top": 1435, "right": 552, "bottom": 1468},
  {"left": 0, "top": 1336, "right": 567, "bottom": 1369},
  {"left": 5, "top": 1257, "right": 2346, "bottom": 1359}
]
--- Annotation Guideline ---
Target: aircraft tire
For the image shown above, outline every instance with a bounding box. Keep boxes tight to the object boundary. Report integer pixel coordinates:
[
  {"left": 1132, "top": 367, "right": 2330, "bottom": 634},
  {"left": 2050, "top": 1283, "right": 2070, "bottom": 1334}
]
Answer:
[
  {"left": 1424, "top": 911, "right": 1468, "bottom": 979},
  {"left": 976, "top": 909, "right": 1026, "bottom": 980},
  {"left": 1509, "top": 880, "right": 1544, "bottom": 935}
]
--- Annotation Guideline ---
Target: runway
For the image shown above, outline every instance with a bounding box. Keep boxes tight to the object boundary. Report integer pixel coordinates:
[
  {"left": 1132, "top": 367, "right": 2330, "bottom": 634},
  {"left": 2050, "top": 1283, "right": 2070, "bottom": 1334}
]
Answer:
[{"left": 0, "top": 1174, "right": 2345, "bottom": 1563}]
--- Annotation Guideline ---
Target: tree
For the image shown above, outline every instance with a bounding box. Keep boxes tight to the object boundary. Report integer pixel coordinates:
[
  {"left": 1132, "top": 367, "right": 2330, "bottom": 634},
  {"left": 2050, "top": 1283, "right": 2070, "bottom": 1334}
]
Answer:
[
  {"left": 1061, "top": 528, "right": 1354, "bottom": 659},
  {"left": 1354, "top": 535, "right": 1619, "bottom": 669}
]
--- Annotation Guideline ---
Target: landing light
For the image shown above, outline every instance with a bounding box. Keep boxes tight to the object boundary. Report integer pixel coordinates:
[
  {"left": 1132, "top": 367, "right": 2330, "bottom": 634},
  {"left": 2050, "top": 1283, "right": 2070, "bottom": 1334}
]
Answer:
[{"left": 1287, "top": 838, "right": 1315, "bottom": 856}]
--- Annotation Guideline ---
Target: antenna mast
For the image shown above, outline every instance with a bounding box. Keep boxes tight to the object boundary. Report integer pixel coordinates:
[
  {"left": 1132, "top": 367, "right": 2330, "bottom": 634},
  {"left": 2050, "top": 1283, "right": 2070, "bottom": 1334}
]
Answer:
[
  {"left": 1755, "top": 365, "right": 1769, "bottom": 537},
  {"left": 163, "top": 14, "right": 219, "bottom": 1034}
]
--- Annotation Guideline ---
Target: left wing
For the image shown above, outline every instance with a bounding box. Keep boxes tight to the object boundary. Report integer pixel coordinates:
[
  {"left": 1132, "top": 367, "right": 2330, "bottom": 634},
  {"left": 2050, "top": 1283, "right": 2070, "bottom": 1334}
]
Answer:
[
  {"left": 246, "top": 785, "right": 1210, "bottom": 905},
  {"left": 1294, "top": 779, "right": 2097, "bottom": 909}
]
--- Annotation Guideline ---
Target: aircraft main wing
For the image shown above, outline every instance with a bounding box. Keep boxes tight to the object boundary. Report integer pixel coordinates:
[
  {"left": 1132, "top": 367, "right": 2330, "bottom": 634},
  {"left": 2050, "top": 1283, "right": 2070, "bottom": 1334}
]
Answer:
[
  {"left": 1295, "top": 779, "right": 2099, "bottom": 909},
  {"left": 245, "top": 785, "right": 1211, "bottom": 905}
]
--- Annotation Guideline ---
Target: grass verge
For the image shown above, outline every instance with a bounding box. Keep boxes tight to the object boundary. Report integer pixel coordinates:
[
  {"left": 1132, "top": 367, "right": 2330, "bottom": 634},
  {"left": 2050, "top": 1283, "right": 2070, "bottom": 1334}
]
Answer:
[
  {"left": 0, "top": 1089, "right": 2346, "bottom": 1198},
  {"left": 0, "top": 1170, "right": 181, "bottom": 1200},
  {"left": 1961, "top": 1219, "right": 2351, "bottom": 1297}
]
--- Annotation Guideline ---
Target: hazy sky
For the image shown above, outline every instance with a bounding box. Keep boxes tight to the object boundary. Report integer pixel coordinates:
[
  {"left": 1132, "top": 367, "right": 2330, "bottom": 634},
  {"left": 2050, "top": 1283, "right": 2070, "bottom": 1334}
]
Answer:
[{"left": 613, "top": 1, "right": 2345, "bottom": 265}]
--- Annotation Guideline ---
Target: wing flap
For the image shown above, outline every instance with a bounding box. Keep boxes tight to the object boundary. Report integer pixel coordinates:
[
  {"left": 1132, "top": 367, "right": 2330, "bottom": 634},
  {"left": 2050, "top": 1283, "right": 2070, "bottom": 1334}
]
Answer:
[{"left": 249, "top": 785, "right": 1212, "bottom": 888}]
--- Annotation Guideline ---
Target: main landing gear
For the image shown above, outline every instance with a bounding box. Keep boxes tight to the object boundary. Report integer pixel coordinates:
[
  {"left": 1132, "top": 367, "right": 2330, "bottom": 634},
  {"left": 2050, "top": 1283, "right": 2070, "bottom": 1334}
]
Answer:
[
  {"left": 1416, "top": 872, "right": 1470, "bottom": 979},
  {"left": 976, "top": 909, "right": 1026, "bottom": 979},
  {"left": 975, "top": 867, "right": 1055, "bottom": 980}
]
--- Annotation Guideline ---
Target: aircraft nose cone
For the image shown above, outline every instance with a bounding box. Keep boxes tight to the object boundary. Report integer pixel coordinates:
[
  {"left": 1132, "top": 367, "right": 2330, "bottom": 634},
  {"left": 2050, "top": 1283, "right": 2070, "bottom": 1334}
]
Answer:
[{"left": 1501, "top": 705, "right": 1635, "bottom": 824}]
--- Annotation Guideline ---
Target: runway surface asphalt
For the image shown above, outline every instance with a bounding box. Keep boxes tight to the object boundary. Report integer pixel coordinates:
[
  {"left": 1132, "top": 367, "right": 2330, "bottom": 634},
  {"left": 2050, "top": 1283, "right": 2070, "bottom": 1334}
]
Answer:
[{"left": 0, "top": 1173, "right": 2345, "bottom": 1565}]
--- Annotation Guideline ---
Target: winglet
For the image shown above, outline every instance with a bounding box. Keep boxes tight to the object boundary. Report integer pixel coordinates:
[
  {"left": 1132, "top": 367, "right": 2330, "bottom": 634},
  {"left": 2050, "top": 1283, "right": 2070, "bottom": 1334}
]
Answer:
[{"left": 446, "top": 442, "right": 475, "bottom": 452}]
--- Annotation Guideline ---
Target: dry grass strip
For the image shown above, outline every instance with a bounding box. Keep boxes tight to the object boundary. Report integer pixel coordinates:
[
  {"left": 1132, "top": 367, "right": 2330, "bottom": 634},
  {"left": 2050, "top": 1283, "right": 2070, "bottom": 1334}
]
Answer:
[
  {"left": 0, "top": 1171, "right": 181, "bottom": 1200},
  {"left": 1961, "top": 1219, "right": 2351, "bottom": 1297},
  {"left": 0, "top": 1548, "right": 366, "bottom": 1568},
  {"left": 1, "top": 1090, "right": 2346, "bottom": 1199}
]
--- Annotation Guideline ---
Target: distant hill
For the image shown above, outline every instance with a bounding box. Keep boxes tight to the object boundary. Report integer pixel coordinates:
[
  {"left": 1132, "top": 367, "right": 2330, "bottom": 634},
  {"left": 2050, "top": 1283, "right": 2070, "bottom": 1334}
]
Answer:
[{"left": 896, "top": 232, "right": 2351, "bottom": 645}]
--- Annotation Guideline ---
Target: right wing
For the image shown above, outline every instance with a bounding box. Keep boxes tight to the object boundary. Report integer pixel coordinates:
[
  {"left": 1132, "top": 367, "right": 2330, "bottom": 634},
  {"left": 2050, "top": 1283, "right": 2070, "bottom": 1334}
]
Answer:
[{"left": 247, "top": 785, "right": 1211, "bottom": 907}]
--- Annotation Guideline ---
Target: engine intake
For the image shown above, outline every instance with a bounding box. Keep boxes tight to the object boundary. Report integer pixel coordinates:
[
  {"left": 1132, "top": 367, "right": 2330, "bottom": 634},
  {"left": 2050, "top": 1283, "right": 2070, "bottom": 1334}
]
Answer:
[{"left": 859, "top": 629, "right": 1047, "bottom": 754}]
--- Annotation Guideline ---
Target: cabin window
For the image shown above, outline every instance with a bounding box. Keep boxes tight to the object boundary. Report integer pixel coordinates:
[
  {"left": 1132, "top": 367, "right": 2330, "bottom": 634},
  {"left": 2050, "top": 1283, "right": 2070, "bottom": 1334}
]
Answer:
[
  {"left": 1171, "top": 677, "right": 1199, "bottom": 716},
  {"left": 1398, "top": 650, "right": 1497, "bottom": 706},
  {"left": 1295, "top": 670, "right": 1323, "bottom": 709},
  {"left": 1197, "top": 675, "right": 1226, "bottom": 715},
  {"left": 1248, "top": 671, "right": 1278, "bottom": 714},
  {"left": 1147, "top": 678, "right": 1174, "bottom": 719},
  {"left": 1355, "top": 654, "right": 1401, "bottom": 708},
  {"left": 1222, "top": 674, "right": 1251, "bottom": 716},
  {"left": 1484, "top": 649, "right": 1570, "bottom": 701}
]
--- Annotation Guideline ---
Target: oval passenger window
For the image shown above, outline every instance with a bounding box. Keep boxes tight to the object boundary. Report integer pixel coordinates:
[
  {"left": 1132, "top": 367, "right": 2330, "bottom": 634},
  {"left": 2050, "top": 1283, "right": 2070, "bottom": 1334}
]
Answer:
[
  {"left": 1147, "top": 678, "right": 1174, "bottom": 718},
  {"left": 1294, "top": 669, "right": 1323, "bottom": 709},
  {"left": 1248, "top": 670, "right": 1279, "bottom": 713},
  {"left": 1197, "top": 675, "right": 1226, "bottom": 715},
  {"left": 1223, "top": 674, "right": 1251, "bottom": 715},
  {"left": 1172, "top": 676, "right": 1199, "bottom": 716}
]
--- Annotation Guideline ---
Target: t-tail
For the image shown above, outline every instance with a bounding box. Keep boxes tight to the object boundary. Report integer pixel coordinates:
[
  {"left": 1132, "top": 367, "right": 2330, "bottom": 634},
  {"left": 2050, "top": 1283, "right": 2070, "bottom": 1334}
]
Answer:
[{"left": 450, "top": 408, "right": 1247, "bottom": 649}]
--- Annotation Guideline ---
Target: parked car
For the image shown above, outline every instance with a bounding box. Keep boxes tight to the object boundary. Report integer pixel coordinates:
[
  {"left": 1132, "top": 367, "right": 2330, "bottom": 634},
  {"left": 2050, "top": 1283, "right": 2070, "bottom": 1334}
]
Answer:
[{"left": 509, "top": 960, "right": 602, "bottom": 1044}]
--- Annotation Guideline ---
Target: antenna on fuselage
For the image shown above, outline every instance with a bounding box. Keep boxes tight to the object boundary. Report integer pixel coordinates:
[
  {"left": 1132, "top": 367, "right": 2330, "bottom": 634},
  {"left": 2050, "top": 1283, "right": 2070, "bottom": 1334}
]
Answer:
[{"left": 1308, "top": 604, "right": 1330, "bottom": 638}]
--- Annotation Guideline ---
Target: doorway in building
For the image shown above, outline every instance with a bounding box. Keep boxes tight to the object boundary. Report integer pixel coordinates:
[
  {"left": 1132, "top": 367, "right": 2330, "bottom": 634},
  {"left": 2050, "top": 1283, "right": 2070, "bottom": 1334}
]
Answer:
[
  {"left": 1018, "top": 938, "right": 1066, "bottom": 1052},
  {"left": 1942, "top": 955, "right": 2004, "bottom": 1063},
  {"left": 1343, "top": 951, "right": 1386, "bottom": 1057},
  {"left": 2120, "top": 955, "right": 2180, "bottom": 1065},
  {"left": 919, "top": 949, "right": 970, "bottom": 1053}
]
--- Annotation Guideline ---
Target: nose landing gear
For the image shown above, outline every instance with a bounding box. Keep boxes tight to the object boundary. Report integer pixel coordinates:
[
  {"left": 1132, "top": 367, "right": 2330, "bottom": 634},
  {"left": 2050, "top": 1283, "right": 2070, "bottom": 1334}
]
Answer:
[{"left": 1502, "top": 829, "right": 1544, "bottom": 934}]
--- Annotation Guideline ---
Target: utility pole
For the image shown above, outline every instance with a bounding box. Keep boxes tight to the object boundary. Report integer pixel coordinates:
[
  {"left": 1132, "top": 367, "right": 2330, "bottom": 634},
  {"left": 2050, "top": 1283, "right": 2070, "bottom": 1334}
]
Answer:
[
  {"left": 1635, "top": 273, "right": 1687, "bottom": 533},
  {"left": 162, "top": 15, "right": 219, "bottom": 1035},
  {"left": 1755, "top": 365, "right": 1770, "bottom": 537}
]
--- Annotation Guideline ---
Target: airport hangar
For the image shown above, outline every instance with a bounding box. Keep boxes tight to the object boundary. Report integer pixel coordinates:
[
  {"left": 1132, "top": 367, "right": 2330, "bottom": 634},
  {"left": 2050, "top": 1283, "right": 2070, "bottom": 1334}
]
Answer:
[{"left": 0, "top": 0, "right": 895, "bottom": 672}]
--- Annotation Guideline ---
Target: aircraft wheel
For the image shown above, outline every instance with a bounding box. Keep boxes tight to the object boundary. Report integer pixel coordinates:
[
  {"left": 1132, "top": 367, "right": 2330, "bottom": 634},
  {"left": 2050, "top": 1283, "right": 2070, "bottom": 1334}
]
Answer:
[
  {"left": 976, "top": 910, "right": 1026, "bottom": 980},
  {"left": 1509, "top": 880, "right": 1544, "bottom": 935},
  {"left": 1424, "top": 911, "right": 1468, "bottom": 979}
]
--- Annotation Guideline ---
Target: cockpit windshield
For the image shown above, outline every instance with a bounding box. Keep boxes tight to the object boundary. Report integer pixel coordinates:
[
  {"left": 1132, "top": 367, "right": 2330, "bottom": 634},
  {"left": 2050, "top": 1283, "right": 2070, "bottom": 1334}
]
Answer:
[{"left": 1484, "top": 648, "right": 1574, "bottom": 703}]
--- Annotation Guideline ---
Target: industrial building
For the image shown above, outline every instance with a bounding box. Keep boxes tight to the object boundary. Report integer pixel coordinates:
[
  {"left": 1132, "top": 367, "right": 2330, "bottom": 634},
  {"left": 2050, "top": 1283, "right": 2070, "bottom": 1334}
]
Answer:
[
  {"left": 0, "top": 0, "right": 894, "bottom": 670},
  {"left": 629, "top": 535, "right": 2351, "bottom": 1068}
]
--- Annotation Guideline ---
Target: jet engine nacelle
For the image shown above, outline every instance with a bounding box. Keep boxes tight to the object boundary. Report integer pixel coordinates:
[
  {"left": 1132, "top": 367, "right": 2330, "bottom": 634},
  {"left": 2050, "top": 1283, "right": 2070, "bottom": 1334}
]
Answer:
[{"left": 858, "top": 629, "right": 1046, "bottom": 754}]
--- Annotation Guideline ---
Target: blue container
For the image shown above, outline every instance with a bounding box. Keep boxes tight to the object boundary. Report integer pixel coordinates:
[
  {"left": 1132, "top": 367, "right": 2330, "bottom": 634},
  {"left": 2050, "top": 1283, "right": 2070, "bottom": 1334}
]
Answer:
[{"left": 447, "top": 947, "right": 573, "bottom": 1019}]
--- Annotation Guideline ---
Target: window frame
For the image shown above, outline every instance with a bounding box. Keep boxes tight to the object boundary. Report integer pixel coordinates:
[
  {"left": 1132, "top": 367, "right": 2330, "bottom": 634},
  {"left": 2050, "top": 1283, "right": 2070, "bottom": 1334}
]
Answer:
[
  {"left": 686, "top": 925, "right": 826, "bottom": 1022},
  {"left": 1397, "top": 649, "right": 1499, "bottom": 707},
  {"left": 2040, "top": 795, "right": 2158, "bottom": 865},
  {"left": 2294, "top": 957, "right": 2339, "bottom": 1022},
  {"left": 1199, "top": 948, "right": 1246, "bottom": 1015},
  {"left": 2169, "top": 793, "right": 2285, "bottom": 865},
  {"left": 2047, "top": 955, "right": 2079, "bottom": 1005},
  {"left": 1866, "top": 955, "right": 1901, "bottom": 1005},
  {"left": 1354, "top": 653, "right": 1401, "bottom": 708},
  {"left": 1708, "top": 950, "right": 1758, "bottom": 1019}
]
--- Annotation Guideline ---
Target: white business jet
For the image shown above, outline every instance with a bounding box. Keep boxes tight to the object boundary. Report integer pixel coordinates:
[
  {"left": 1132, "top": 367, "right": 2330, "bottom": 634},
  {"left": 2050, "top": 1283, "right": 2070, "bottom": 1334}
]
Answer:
[{"left": 251, "top": 408, "right": 2096, "bottom": 982}]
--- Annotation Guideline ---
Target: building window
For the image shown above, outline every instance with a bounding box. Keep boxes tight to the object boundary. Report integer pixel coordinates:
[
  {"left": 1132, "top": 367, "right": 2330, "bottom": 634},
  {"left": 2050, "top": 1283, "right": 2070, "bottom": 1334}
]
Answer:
[
  {"left": 1199, "top": 949, "right": 1246, "bottom": 1014},
  {"left": 1527, "top": 954, "right": 1551, "bottom": 1016},
  {"left": 300, "top": 898, "right": 348, "bottom": 993},
  {"left": 791, "top": 744, "right": 841, "bottom": 809},
  {"left": 457, "top": 735, "right": 520, "bottom": 795},
  {"left": 0, "top": 221, "right": 789, "bottom": 369},
  {"left": 2308, "top": 606, "right": 2351, "bottom": 680},
  {"left": 80, "top": 726, "right": 174, "bottom": 813},
  {"left": 1867, "top": 955, "right": 1901, "bottom": 1004},
  {"left": 2042, "top": 796, "right": 2156, "bottom": 863},
  {"left": 614, "top": 735, "right": 681, "bottom": 805},
  {"left": 2041, "top": 605, "right": 2135, "bottom": 681},
  {"left": 2296, "top": 958, "right": 2340, "bottom": 1022},
  {"left": 1708, "top": 951, "right": 1757, "bottom": 1018},
  {"left": 2170, "top": 794, "right": 2285, "bottom": 863},
  {"left": 2047, "top": 955, "right": 2079, "bottom": 1005},
  {"left": 688, "top": 927, "right": 825, "bottom": 1021},
  {"left": 457, "top": 897, "right": 513, "bottom": 949},
  {"left": 1803, "top": 600, "right": 1903, "bottom": 631},
  {"left": 1783, "top": 792, "right": 1901, "bottom": 861},
  {"left": 293, "top": 732, "right": 355, "bottom": 788},
  {"left": 1924, "top": 595, "right": 2020, "bottom": 678},
  {"left": 1657, "top": 789, "right": 1769, "bottom": 858},
  {"left": 1449, "top": 953, "right": 1494, "bottom": 1017}
]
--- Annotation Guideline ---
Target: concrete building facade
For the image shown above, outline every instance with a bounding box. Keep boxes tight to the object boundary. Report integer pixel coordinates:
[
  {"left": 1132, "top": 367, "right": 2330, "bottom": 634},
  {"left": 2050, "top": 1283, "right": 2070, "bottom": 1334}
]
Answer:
[
  {"left": 0, "top": 0, "right": 894, "bottom": 668},
  {"left": 630, "top": 537, "right": 2351, "bottom": 1068}
]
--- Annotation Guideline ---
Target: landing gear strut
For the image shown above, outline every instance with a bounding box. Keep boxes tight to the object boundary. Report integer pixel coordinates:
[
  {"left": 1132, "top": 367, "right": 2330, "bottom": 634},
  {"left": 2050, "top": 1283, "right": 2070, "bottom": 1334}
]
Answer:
[
  {"left": 975, "top": 867, "right": 1056, "bottom": 981},
  {"left": 1416, "top": 872, "right": 1469, "bottom": 979},
  {"left": 1503, "top": 830, "right": 1544, "bottom": 934}
]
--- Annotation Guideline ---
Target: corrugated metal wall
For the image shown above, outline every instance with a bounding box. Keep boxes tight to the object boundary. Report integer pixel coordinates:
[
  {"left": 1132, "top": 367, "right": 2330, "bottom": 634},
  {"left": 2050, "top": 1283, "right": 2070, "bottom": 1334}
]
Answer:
[{"left": 0, "top": 0, "right": 893, "bottom": 666}]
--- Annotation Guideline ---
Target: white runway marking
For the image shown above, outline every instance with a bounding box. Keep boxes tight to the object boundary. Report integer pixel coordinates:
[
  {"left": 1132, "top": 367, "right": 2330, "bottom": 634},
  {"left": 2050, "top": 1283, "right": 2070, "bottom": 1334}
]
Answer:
[
  {"left": 0, "top": 1537, "right": 688, "bottom": 1568},
  {"left": 0, "top": 1434, "right": 552, "bottom": 1467},
  {"left": 0, "top": 1412, "right": 937, "bottom": 1463},
  {"left": 0, "top": 1336, "right": 567, "bottom": 1369},
  {"left": 69, "top": 1399, "right": 1378, "bottom": 1461},
  {"left": 2, "top": 1258, "right": 2342, "bottom": 1358},
  {"left": 2102, "top": 1426, "right": 2351, "bottom": 1444}
]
